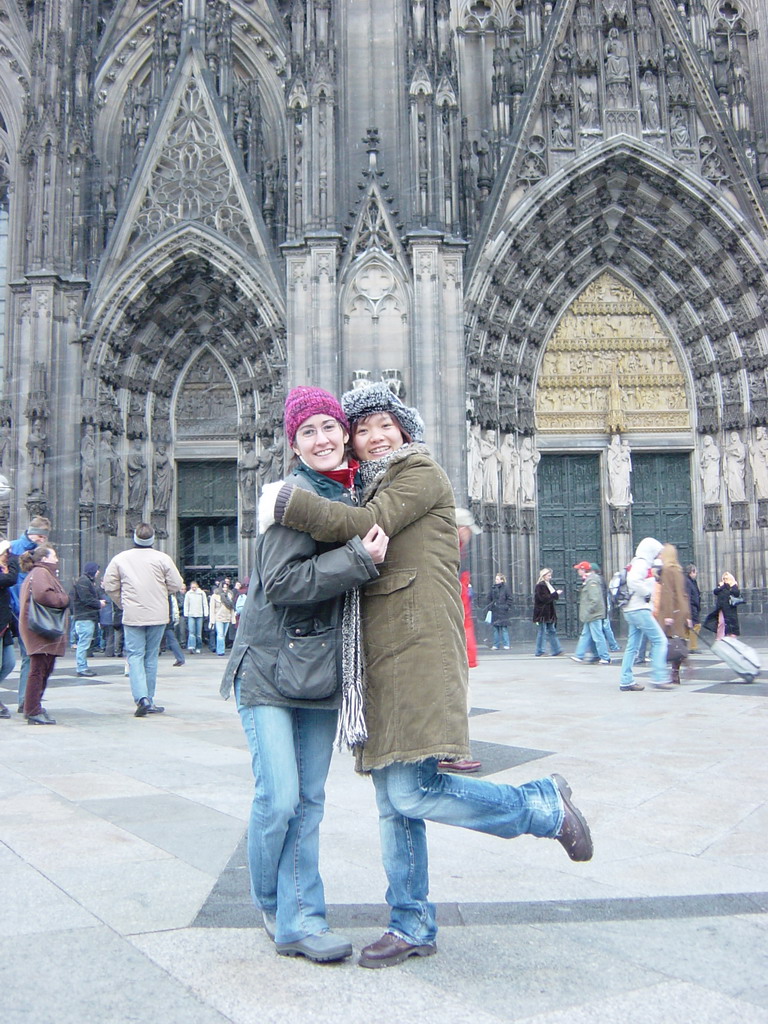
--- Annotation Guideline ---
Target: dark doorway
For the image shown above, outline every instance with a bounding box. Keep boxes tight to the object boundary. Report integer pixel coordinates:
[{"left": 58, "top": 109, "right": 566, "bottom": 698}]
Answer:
[
  {"left": 538, "top": 454, "right": 602, "bottom": 637},
  {"left": 631, "top": 452, "right": 693, "bottom": 566},
  {"left": 177, "top": 460, "right": 238, "bottom": 585}
]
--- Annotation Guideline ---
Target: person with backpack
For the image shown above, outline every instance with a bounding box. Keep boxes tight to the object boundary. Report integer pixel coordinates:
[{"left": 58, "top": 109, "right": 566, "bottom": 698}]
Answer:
[{"left": 618, "top": 537, "right": 672, "bottom": 691}]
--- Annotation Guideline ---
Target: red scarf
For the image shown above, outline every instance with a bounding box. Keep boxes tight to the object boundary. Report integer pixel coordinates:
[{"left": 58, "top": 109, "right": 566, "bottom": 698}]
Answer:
[{"left": 319, "top": 459, "right": 359, "bottom": 490}]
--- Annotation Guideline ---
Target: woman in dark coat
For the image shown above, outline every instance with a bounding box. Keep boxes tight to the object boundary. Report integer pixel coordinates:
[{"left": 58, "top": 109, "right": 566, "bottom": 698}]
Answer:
[
  {"left": 684, "top": 564, "right": 701, "bottom": 652},
  {"left": 486, "top": 573, "right": 513, "bottom": 649},
  {"left": 19, "top": 544, "right": 69, "bottom": 724},
  {"left": 0, "top": 538, "right": 19, "bottom": 717},
  {"left": 533, "top": 568, "right": 563, "bottom": 657},
  {"left": 703, "top": 571, "right": 742, "bottom": 637}
]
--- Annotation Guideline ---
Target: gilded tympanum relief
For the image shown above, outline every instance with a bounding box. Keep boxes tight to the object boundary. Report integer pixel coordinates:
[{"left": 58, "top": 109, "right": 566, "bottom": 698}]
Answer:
[{"left": 535, "top": 273, "right": 689, "bottom": 434}]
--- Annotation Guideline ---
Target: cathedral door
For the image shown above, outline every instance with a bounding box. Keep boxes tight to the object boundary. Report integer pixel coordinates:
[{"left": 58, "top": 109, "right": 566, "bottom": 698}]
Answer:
[
  {"left": 177, "top": 461, "right": 238, "bottom": 586},
  {"left": 538, "top": 454, "right": 602, "bottom": 638},
  {"left": 631, "top": 453, "right": 693, "bottom": 566}
]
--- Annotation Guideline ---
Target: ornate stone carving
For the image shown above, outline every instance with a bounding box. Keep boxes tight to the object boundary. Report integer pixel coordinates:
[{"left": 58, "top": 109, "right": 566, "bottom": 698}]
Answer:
[
  {"left": 502, "top": 504, "right": 518, "bottom": 533},
  {"left": 519, "top": 436, "right": 540, "bottom": 505},
  {"left": 749, "top": 426, "right": 768, "bottom": 500},
  {"left": 611, "top": 506, "right": 631, "bottom": 533},
  {"left": 26, "top": 419, "right": 47, "bottom": 495},
  {"left": 606, "top": 434, "right": 632, "bottom": 507},
  {"left": 129, "top": 77, "right": 258, "bottom": 256},
  {"left": 730, "top": 501, "right": 750, "bottom": 531},
  {"left": 703, "top": 503, "right": 723, "bottom": 532},
  {"left": 519, "top": 507, "right": 536, "bottom": 534},
  {"left": 699, "top": 434, "right": 722, "bottom": 505},
  {"left": 535, "top": 274, "right": 690, "bottom": 433},
  {"left": 479, "top": 429, "right": 501, "bottom": 504},
  {"left": 80, "top": 424, "right": 96, "bottom": 504},
  {"left": 723, "top": 431, "right": 747, "bottom": 503},
  {"left": 152, "top": 444, "right": 173, "bottom": 512},
  {"left": 176, "top": 350, "right": 238, "bottom": 439},
  {"left": 126, "top": 439, "right": 148, "bottom": 513},
  {"left": 757, "top": 499, "right": 768, "bottom": 530},
  {"left": 239, "top": 440, "right": 258, "bottom": 514}
]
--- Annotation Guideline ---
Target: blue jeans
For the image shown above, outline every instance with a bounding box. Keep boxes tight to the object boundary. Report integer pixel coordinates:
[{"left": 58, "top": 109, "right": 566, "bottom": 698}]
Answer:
[
  {"left": 237, "top": 696, "right": 338, "bottom": 943},
  {"left": 123, "top": 623, "right": 166, "bottom": 703},
  {"left": 0, "top": 640, "right": 16, "bottom": 685},
  {"left": 492, "top": 625, "right": 510, "bottom": 648},
  {"left": 371, "top": 759, "right": 563, "bottom": 945},
  {"left": 187, "top": 617, "right": 202, "bottom": 651},
  {"left": 574, "top": 620, "right": 610, "bottom": 661},
  {"left": 602, "top": 617, "right": 620, "bottom": 651},
  {"left": 163, "top": 625, "right": 185, "bottom": 664},
  {"left": 16, "top": 633, "right": 30, "bottom": 706},
  {"left": 535, "top": 621, "right": 562, "bottom": 656},
  {"left": 74, "top": 619, "right": 95, "bottom": 673},
  {"left": 620, "top": 608, "right": 669, "bottom": 686},
  {"left": 214, "top": 620, "right": 228, "bottom": 656}
]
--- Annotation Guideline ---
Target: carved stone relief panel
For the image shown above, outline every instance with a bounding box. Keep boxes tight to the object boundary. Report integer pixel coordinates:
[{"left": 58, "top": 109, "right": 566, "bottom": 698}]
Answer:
[
  {"left": 175, "top": 349, "right": 238, "bottom": 439},
  {"left": 535, "top": 272, "right": 690, "bottom": 434}
]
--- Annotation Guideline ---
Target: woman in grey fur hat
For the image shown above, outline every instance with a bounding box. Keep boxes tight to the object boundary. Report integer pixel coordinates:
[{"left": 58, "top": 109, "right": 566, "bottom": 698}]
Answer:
[{"left": 260, "top": 381, "right": 593, "bottom": 969}]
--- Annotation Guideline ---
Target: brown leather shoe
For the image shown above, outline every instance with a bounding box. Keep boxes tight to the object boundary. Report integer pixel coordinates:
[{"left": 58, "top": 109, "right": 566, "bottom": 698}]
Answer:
[
  {"left": 438, "top": 759, "right": 482, "bottom": 772},
  {"left": 358, "top": 932, "right": 436, "bottom": 969},
  {"left": 552, "top": 773, "right": 593, "bottom": 862}
]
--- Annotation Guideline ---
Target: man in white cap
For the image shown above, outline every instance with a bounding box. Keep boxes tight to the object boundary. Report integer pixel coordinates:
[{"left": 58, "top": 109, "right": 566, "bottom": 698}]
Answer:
[{"left": 102, "top": 523, "right": 184, "bottom": 716}]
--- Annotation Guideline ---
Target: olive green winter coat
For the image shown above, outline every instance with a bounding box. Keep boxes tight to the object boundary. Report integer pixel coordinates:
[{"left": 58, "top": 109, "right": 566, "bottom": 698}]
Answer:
[{"left": 279, "top": 446, "right": 470, "bottom": 772}]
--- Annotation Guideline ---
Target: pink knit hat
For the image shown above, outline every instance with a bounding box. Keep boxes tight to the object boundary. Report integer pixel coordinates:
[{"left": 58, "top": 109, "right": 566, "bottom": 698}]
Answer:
[{"left": 284, "top": 386, "right": 349, "bottom": 445}]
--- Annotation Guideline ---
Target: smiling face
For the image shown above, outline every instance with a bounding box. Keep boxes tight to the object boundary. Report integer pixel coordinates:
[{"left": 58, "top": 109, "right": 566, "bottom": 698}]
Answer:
[
  {"left": 292, "top": 414, "right": 349, "bottom": 472},
  {"left": 351, "top": 412, "right": 406, "bottom": 461}
]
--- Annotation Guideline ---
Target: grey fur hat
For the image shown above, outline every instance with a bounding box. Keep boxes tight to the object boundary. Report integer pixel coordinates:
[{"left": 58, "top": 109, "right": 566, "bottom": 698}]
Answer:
[{"left": 341, "top": 381, "right": 425, "bottom": 442}]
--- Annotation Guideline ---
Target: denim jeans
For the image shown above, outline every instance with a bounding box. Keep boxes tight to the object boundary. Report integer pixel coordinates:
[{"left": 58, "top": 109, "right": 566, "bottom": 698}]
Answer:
[
  {"left": 601, "top": 617, "right": 620, "bottom": 651},
  {"left": 0, "top": 640, "right": 16, "bottom": 685},
  {"left": 214, "top": 620, "right": 228, "bottom": 655},
  {"left": 186, "top": 616, "right": 202, "bottom": 651},
  {"left": 492, "top": 625, "right": 510, "bottom": 648},
  {"left": 74, "top": 619, "right": 95, "bottom": 673},
  {"left": 371, "top": 759, "right": 563, "bottom": 945},
  {"left": 163, "top": 625, "right": 185, "bottom": 664},
  {"left": 123, "top": 623, "right": 165, "bottom": 703},
  {"left": 535, "top": 621, "right": 562, "bottom": 656},
  {"left": 237, "top": 695, "right": 338, "bottom": 944},
  {"left": 574, "top": 620, "right": 610, "bottom": 661},
  {"left": 620, "top": 608, "right": 669, "bottom": 686},
  {"left": 16, "top": 633, "right": 30, "bottom": 707}
]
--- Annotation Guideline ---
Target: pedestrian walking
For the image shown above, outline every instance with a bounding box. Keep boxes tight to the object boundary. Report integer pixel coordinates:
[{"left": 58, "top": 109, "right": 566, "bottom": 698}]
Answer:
[
  {"left": 102, "top": 523, "right": 184, "bottom": 716},
  {"left": 221, "top": 386, "right": 387, "bottom": 964},
  {"left": 684, "top": 564, "right": 701, "bottom": 652},
  {"left": 209, "top": 582, "right": 236, "bottom": 656},
  {"left": 9, "top": 515, "right": 52, "bottom": 713},
  {"left": 19, "top": 544, "right": 69, "bottom": 724},
  {"left": 618, "top": 537, "right": 671, "bottom": 691},
  {"left": 183, "top": 580, "right": 208, "bottom": 653},
  {"left": 0, "top": 538, "right": 19, "bottom": 718},
  {"left": 570, "top": 561, "right": 611, "bottom": 664},
  {"left": 72, "top": 561, "right": 104, "bottom": 677},
  {"left": 703, "top": 571, "right": 742, "bottom": 638},
  {"left": 532, "top": 568, "right": 563, "bottom": 656},
  {"left": 260, "top": 381, "right": 593, "bottom": 969},
  {"left": 653, "top": 544, "right": 691, "bottom": 685},
  {"left": 485, "top": 573, "right": 513, "bottom": 649},
  {"left": 163, "top": 594, "right": 186, "bottom": 666}
]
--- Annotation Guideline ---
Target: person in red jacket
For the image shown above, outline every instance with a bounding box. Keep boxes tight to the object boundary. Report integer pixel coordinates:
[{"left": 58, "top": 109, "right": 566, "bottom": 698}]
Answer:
[{"left": 19, "top": 545, "right": 70, "bottom": 724}]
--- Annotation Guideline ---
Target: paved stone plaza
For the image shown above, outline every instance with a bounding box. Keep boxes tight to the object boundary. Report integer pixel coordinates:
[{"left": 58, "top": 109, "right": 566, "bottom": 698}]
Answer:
[{"left": 1, "top": 641, "right": 767, "bottom": 1024}]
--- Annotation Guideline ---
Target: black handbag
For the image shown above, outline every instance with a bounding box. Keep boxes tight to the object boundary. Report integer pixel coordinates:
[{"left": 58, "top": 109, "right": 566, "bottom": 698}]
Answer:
[
  {"left": 27, "top": 598, "right": 66, "bottom": 641},
  {"left": 666, "top": 635, "right": 688, "bottom": 663},
  {"left": 274, "top": 626, "right": 339, "bottom": 700}
]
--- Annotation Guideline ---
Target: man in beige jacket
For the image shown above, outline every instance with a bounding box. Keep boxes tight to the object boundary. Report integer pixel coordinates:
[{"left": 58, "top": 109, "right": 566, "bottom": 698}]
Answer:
[{"left": 102, "top": 523, "right": 184, "bottom": 716}]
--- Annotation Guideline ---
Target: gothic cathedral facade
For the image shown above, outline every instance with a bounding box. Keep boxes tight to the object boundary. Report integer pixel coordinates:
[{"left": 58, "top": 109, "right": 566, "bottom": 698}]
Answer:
[{"left": 1, "top": 1, "right": 768, "bottom": 631}]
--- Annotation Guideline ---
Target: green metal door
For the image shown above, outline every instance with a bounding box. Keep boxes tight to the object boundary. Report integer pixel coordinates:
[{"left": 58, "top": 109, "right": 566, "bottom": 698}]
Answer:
[
  {"left": 538, "top": 454, "right": 602, "bottom": 638},
  {"left": 631, "top": 452, "right": 693, "bottom": 566},
  {"left": 177, "top": 461, "right": 238, "bottom": 583}
]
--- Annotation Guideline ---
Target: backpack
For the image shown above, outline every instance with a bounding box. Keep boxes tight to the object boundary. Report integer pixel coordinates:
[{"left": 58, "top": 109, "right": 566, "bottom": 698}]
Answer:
[{"left": 609, "top": 568, "right": 631, "bottom": 609}]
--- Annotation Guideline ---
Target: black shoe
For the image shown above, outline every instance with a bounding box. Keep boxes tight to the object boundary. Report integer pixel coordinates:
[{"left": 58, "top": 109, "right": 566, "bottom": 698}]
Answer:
[
  {"left": 17, "top": 704, "right": 24, "bottom": 714},
  {"left": 0, "top": 702, "right": 10, "bottom": 719},
  {"left": 27, "top": 708, "right": 57, "bottom": 725},
  {"left": 552, "top": 773, "right": 593, "bottom": 862},
  {"left": 172, "top": 660, "right": 184, "bottom": 667},
  {"left": 134, "top": 697, "right": 151, "bottom": 717},
  {"left": 146, "top": 702, "right": 165, "bottom": 714},
  {"left": 77, "top": 669, "right": 98, "bottom": 677},
  {"left": 358, "top": 932, "right": 437, "bottom": 969}
]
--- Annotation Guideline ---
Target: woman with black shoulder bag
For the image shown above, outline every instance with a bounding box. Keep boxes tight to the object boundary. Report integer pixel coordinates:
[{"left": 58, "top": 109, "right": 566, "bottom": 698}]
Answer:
[{"left": 19, "top": 544, "right": 69, "bottom": 724}]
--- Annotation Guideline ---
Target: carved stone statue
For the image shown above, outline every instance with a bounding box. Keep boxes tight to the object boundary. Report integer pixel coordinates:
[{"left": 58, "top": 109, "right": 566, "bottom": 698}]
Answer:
[
  {"left": 0, "top": 422, "right": 11, "bottom": 472},
  {"left": 724, "top": 430, "right": 747, "bottom": 503},
  {"left": 467, "top": 421, "right": 483, "bottom": 501},
  {"left": 479, "top": 429, "right": 501, "bottom": 504},
  {"left": 127, "top": 439, "right": 148, "bottom": 511},
  {"left": 749, "top": 426, "right": 768, "bottom": 500},
  {"left": 519, "top": 436, "right": 540, "bottom": 505},
  {"left": 239, "top": 440, "right": 259, "bottom": 511},
  {"left": 80, "top": 423, "right": 96, "bottom": 503},
  {"left": 27, "top": 419, "right": 47, "bottom": 493},
  {"left": 639, "top": 71, "right": 660, "bottom": 131},
  {"left": 152, "top": 443, "right": 173, "bottom": 511},
  {"left": 699, "top": 434, "right": 721, "bottom": 505},
  {"left": 98, "top": 429, "right": 113, "bottom": 503},
  {"left": 109, "top": 434, "right": 124, "bottom": 507},
  {"left": 606, "top": 433, "right": 632, "bottom": 506},
  {"left": 499, "top": 433, "right": 520, "bottom": 505}
]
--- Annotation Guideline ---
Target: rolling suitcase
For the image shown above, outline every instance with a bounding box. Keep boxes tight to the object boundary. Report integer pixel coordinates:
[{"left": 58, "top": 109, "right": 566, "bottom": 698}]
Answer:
[{"left": 701, "top": 630, "right": 760, "bottom": 683}]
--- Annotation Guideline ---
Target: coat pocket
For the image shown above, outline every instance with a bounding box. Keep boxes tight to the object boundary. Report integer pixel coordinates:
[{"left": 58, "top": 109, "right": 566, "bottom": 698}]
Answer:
[
  {"left": 363, "top": 568, "right": 419, "bottom": 655},
  {"left": 274, "top": 626, "right": 339, "bottom": 700}
]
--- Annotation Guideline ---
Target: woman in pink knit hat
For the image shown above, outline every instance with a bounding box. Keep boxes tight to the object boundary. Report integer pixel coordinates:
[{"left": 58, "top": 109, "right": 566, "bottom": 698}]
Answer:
[{"left": 221, "top": 386, "right": 388, "bottom": 964}]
